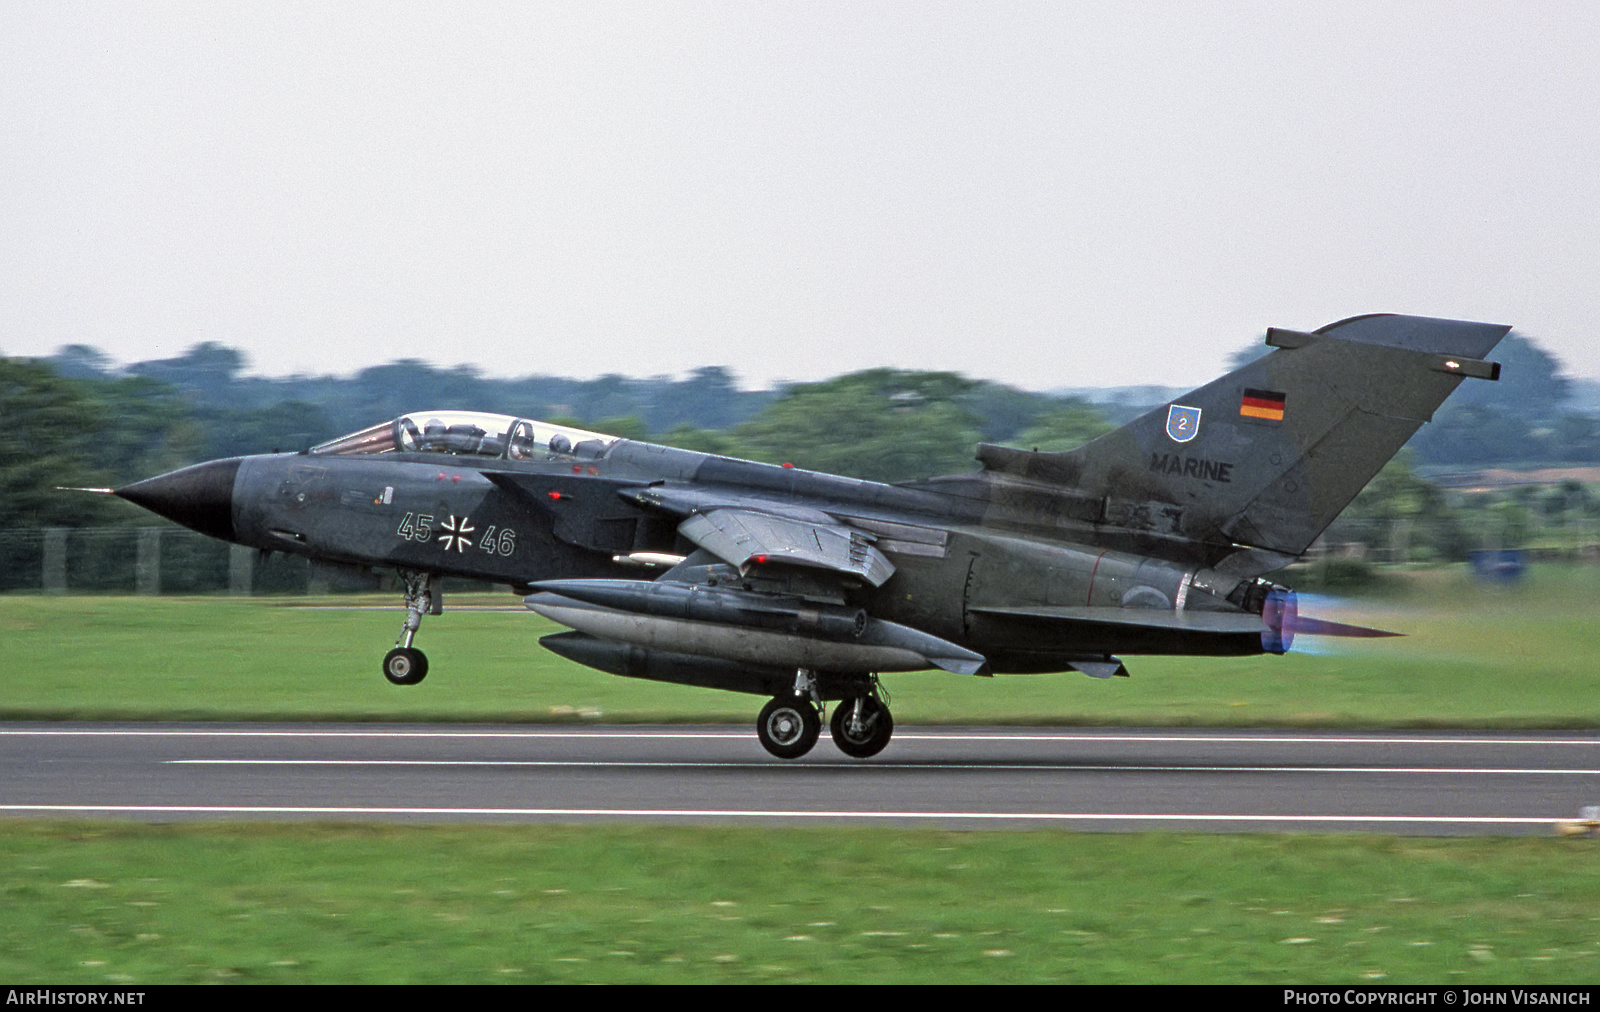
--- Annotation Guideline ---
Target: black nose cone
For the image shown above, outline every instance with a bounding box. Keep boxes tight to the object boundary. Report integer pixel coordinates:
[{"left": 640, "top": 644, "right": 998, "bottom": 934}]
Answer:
[{"left": 115, "top": 458, "right": 242, "bottom": 541}]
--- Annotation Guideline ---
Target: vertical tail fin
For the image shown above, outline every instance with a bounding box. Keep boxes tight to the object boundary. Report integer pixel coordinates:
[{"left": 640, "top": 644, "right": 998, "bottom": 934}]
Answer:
[{"left": 977, "top": 314, "right": 1510, "bottom": 558}]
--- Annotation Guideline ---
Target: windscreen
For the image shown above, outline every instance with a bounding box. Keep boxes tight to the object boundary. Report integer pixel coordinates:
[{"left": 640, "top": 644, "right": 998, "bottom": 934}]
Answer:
[{"left": 307, "top": 420, "right": 399, "bottom": 456}]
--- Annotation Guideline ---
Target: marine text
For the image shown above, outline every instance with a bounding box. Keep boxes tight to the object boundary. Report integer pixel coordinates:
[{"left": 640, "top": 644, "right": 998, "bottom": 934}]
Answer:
[{"left": 1149, "top": 452, "right": 1233, "bottom": 483}]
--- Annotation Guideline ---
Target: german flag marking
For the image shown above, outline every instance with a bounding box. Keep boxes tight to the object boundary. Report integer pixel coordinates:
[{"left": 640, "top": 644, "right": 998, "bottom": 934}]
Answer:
[{"left": 1240, "top": 388, "right": 1285, "bottom": 421}]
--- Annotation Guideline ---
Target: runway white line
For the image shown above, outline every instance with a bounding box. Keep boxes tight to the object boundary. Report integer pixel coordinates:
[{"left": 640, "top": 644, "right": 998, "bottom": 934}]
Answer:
[
  {"left": 909, "top": 734, "right": 1600, "bottom": 746},
  {"left": 0, "top": 729, "right": 734, "bottom": 740},
  {"left": 0, "top": 804, "right": 1566, "bottom": 826},
  {"left": 164, "top": 759, "right": 1600, "bottom": 775},
  {"left": 5, "top": 728, "right": 1599, "bottom": 746}
]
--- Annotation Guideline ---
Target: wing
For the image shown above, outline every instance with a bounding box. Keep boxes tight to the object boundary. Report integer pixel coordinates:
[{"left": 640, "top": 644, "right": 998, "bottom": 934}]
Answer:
[{"left": 678, "top": 507, "right": 896, "bottom": 587}]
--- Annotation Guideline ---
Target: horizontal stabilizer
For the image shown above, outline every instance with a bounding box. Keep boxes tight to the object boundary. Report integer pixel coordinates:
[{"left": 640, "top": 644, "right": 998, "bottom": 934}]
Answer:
[
  {"left": 969, "top": 602, "right": 1398, "bottom": 644},
  {"left": 969, "top": 604, "right": 1265, "bottom": 634}
]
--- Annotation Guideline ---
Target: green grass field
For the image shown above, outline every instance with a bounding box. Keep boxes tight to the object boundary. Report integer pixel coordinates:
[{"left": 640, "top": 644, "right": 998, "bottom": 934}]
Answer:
[
  {"left": 6, "top": 564, "right": 1600, "bottom": 726},
  {"left": 5, "top": 565, "right": 1599, "bottom": 983},
  {"left": 4, "top": 823, "right": 1598, "bottom": 984}
]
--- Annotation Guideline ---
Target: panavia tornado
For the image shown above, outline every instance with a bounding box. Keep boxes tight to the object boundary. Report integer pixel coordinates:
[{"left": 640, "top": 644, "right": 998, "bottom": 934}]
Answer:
[{"left": 113, "top": 314, "right": 1507, "bottom": 758}]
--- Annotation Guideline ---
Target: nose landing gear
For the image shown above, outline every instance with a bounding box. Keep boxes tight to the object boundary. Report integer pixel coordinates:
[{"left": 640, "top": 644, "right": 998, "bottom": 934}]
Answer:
[{"left": 382, "top": 570, "right": 440, "bottom": 686}]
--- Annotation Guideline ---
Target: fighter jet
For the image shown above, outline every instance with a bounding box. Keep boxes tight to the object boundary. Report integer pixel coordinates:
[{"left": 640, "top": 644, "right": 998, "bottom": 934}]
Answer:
[{"left": 114, "top": 314, "right": 1507, "bottom": 758}]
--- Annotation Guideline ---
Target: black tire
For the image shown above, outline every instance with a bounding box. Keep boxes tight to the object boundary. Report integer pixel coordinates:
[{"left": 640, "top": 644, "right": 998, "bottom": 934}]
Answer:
[
  {"left": 756, "top": 695, "right": 821, "bottom": 759},
  {"left": 383, "top": 647, "right": 428, "bottom": 686},
  {"left": 829, "top": 695, "right": 894, "bottom": 758}
]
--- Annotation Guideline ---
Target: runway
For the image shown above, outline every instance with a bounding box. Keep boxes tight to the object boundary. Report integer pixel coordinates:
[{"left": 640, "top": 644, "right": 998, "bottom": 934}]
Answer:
[{"left": 2, "top": 722, "right": 1597, "bottom": 834}]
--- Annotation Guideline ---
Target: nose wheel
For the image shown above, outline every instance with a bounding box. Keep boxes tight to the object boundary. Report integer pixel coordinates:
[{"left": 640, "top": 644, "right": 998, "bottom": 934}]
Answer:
[
  {"left": 383, "top": 646, "right": 428, "bottom": 685},
  {"left": 756, "top": 695, "right": 822, "bottom": 759}
]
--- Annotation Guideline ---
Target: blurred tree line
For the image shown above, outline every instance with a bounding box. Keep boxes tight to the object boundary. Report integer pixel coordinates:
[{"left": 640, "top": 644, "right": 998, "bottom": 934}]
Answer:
[
  {"left": 2, "top": 344, "right": 1113, "bottom": 525},
  {"left": 5, "top": 331, "right": 1599, "bottom": 566}
]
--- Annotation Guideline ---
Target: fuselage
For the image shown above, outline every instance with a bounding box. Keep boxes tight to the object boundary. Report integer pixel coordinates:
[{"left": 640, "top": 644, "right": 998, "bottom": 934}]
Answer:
[{"left": 116, "top": 409, "right": 1266, "bottom": 674}]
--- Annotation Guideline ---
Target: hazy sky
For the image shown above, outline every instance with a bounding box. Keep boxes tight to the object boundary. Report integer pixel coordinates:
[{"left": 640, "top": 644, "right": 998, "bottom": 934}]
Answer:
[{"left": 3, "top": 2, "right": 1597, "bottom": 389}]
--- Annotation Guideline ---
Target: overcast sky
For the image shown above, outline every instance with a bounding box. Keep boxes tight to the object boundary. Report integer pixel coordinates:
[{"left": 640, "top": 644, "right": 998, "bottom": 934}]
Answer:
[{"left": 2, "top": 2, "right": 1596, "bottom": 390}]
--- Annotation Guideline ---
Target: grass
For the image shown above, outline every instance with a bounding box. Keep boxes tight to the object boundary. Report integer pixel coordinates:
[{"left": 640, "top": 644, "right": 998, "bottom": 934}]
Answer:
[
  {"left": 4, "top": 822, "right": 1599, "bottom": 984},
  {"left": 6, "top": 563, "right": 1600, "bottom": 726}
]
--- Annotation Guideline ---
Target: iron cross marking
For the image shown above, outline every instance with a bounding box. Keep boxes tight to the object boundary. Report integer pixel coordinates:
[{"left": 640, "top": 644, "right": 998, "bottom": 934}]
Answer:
[{"left": 438, "top": 515, "right": 475, "bottom": 552}]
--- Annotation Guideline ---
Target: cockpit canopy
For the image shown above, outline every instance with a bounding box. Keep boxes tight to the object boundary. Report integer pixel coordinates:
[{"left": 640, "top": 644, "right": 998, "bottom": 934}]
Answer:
[{"left": 309, "top": 410, "right": 620, "bottom": 462}]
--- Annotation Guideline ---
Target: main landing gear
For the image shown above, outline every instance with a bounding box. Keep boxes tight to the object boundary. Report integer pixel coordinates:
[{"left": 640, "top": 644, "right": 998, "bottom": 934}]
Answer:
[
  {"left": 829, "top": 692, "right": 893, "bottom": 759},
  {"left": 754, "top": 671, "right": 894, "bottom": 760},
  {"left": 757, "top": 695, "right": 821, "bottom": 759},
  {"left": 382, "top": 570, "right": 441, "bottom": 686}
]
